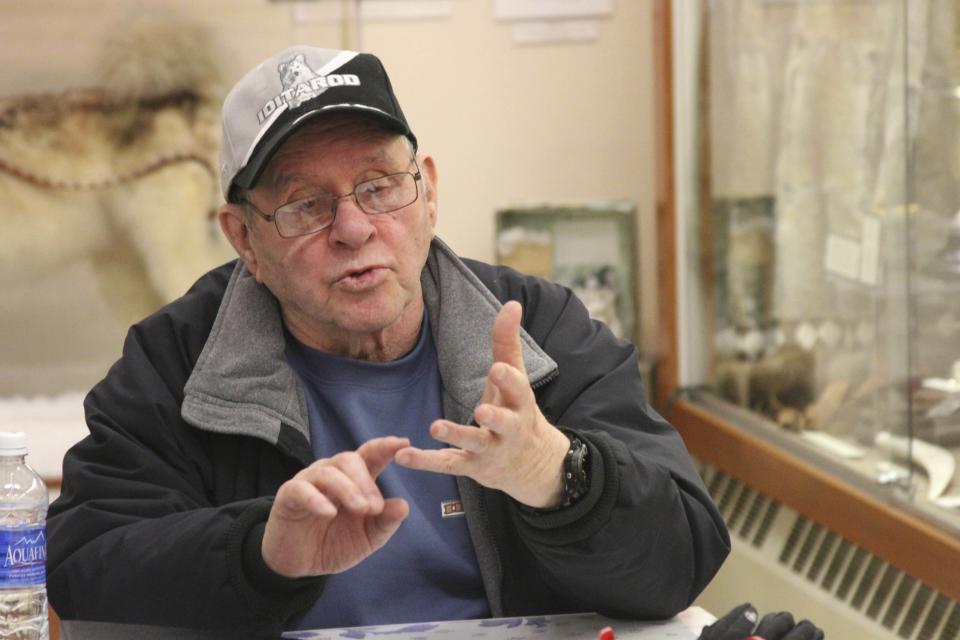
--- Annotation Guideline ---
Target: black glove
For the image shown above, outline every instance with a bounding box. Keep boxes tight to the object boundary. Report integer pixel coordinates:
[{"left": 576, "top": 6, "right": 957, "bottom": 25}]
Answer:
[{"left": 698, "top": 602, "right": 825, "bottom": 640}]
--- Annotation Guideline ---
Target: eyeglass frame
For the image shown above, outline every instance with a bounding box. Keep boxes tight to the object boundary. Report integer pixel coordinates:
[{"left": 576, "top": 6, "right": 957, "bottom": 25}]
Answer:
[{"left": 239, "top": 158, "right": 423, "bottom": 238}]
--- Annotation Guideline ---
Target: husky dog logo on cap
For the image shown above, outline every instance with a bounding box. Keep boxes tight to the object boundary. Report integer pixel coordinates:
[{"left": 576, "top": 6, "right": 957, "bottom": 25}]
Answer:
[
  {"left": 278, "top": 54, "right": 319, "bottom": 107},
  {"left": 257, "top": 53, "right": 361, "bottom": 121}
]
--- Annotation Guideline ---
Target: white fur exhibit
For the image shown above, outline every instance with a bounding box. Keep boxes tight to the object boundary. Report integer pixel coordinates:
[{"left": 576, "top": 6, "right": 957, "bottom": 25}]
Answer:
[{"left": 0, "top": 20, "right": 233, "bottom": 322}]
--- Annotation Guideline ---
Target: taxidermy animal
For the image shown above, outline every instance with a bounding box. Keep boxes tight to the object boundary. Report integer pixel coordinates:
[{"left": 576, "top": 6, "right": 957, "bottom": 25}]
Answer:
[
  {"left": 0, "top": 21, "right": 233, "bottom": 323},
  {"left": 713, "top": 345, "right": 815, "bottom": 429}
]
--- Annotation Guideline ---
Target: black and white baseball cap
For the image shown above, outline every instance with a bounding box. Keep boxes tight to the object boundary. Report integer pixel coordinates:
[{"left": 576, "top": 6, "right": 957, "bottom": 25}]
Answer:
[{"left": 219, "top": 46, "right": 417, "bottom": 201}]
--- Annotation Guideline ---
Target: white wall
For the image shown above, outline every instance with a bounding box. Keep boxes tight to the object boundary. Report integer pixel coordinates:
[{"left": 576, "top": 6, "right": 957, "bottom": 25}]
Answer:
[{"left": 0, "top": 0, "right": 659, "bottom": 396}]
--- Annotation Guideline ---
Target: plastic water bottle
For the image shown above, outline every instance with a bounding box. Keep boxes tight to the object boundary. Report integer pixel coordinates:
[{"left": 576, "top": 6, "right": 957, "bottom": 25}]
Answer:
[{"left": 0, "top": 432, "right": 48, "bottom": 640}]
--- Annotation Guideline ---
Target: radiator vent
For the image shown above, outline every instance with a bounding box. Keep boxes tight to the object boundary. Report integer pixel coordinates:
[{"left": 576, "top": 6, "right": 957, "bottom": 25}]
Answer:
[
  {"left": 697, "top": 463, "right": 959, "bottom": 640},
  {"left": 706, "top": 467, "right": 781, "bottom": 548}
]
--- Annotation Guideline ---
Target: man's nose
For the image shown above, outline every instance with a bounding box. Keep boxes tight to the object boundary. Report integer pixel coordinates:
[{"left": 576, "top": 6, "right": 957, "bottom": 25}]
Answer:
[{"left": 327, "top": 195, "right": 375, "bottom": 248}]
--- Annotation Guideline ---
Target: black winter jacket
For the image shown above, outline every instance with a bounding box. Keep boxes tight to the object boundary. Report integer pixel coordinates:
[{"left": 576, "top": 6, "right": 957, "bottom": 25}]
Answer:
[{"left": 47, "top": 240, "right": 729, "bottom": 634}]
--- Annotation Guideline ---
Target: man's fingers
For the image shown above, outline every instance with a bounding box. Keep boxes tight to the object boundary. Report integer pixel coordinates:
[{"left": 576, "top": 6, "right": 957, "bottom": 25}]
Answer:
[
  {"left": 479, "top": 371, "right": 499, "bottom": 406},
  {"left": 486, "top": 362, "right": 532, "bottom": 411},
  {"left": 302, "top": 463, "right": 377, "bottom": 514},
  {"left": 358, "top": 436, "right": 411, "bottom": 478},
  {"left": 273, "top": 477, "right": 338, "bottom": 520},
  {"left": 431, "top": 419, "right": 496, "bottom": 450},
  {"left": 366, "top": 497, "right": 409, "bottom": 550},
  {"left": 395, "top": 445, "right": 469, "bottom": 476},
  {"left": 328, "top": 451, "right": 386, "bottom": 512},
  {"left": 276, "top": 437, "right": 409, "bottom": 520},
  {"left": 491, "top": 301, "right": 526, "bottom": 373}
]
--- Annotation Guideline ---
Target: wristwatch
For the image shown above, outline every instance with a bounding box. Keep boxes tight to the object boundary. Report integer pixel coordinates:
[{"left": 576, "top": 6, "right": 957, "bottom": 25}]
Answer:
[{"left": 559, "top": 433, "right": 590, "bottom": 509}]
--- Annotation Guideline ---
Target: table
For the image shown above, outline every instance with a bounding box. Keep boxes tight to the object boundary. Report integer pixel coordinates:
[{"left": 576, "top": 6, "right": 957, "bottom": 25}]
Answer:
[{"left": 60, "top": 608, "right": 714, "bottom": 640}]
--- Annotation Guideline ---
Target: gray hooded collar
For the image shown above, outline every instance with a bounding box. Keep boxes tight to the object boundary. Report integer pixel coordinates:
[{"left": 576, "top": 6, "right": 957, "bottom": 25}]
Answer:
[{"left": 181, "top": 238, "right": 557, "bottom": 447}]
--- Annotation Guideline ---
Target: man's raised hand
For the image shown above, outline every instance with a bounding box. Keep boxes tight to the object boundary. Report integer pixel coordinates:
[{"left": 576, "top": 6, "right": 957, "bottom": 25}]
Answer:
[{"left": 395, "top": 301, "right": 570, "bottom": 509}]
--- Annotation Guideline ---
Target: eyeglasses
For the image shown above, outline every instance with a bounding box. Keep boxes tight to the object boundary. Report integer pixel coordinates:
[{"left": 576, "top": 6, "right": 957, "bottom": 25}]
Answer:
[{"left": 242, "top": 161, "right": 422, "bottom": 238}]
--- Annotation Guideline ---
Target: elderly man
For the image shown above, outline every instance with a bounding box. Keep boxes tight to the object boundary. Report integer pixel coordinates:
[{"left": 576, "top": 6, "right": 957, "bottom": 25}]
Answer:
[{"left": 47, "top": 47, "right": 729, "bottom": 634}]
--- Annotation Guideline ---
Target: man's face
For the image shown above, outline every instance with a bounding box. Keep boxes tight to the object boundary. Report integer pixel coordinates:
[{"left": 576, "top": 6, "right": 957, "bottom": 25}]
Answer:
[{"left": 224, "top": 121, "right": 438, "bottom": 356}]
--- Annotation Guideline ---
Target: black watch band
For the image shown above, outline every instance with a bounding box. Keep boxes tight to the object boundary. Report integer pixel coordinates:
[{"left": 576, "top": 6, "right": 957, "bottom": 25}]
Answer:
[{"left": 559, "top": 433, "right": 590, "bottom": 509}]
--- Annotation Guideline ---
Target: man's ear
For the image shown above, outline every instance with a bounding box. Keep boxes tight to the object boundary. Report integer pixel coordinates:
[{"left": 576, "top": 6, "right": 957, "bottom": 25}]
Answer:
[
  {"left": 218, "top": 202, "right": 260, "bottom": 276},
  {"left": 419, "top": 154, "right": 438, "bottom": 228}
]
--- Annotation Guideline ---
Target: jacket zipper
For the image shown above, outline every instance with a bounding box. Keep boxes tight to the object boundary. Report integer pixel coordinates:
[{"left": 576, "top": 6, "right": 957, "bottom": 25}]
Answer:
[{"left": 531, "top": 367, "right": 559, "bottom": 391}]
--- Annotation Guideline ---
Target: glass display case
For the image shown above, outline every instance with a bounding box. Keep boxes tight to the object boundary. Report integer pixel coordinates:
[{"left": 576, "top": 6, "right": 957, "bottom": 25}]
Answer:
[
  {"left": 654, "top": 0, "right": 960, "bottom": 606},
  {"left": 495, "top": 202, "right": 637, "bottom": 342}
]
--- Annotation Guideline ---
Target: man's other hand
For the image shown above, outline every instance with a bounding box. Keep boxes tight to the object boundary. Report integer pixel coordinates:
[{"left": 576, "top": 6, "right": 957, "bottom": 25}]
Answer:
[
  {"left": 262, "top": 436, "right": 410, "bottom": 578},
  {"left": 395, "top": 300, "right": 570, "bottom": 509},
  {"left": 698, "top": 603, "right": 825, "bottom": 640}
]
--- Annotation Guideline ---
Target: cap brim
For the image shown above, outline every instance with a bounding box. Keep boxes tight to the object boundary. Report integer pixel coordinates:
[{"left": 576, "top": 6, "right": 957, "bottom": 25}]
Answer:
[{"left": 229, "top": 105, "right": 416, "bottom": 200}]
